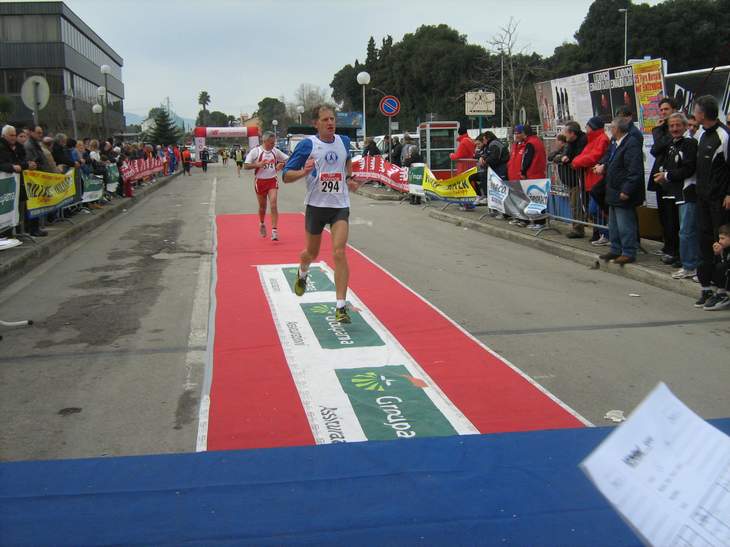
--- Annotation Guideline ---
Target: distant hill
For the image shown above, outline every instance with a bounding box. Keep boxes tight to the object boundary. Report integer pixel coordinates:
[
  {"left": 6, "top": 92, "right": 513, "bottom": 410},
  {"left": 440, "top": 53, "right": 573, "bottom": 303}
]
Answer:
[{"left": 124, "top": 110, "right": 196, "bottom": 130}]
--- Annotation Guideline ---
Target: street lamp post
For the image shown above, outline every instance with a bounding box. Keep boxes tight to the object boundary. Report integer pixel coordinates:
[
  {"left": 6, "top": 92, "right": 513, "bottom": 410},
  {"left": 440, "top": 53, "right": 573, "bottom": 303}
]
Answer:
[
  {"left": 272, "top": 119, "right": 278, "bottom": 140},
  {"left": 92, "top": 103, "right": 103, "bottom": 140},
  {"left": 618, "top": 8, "right": 628, "bottom": 65},
  {"left": 100, "top": 64, "right": 111, "bottom": 141},
  {"left": 356, "top": 71, "right": 370, "bottom": 144},
  {"left": 296, "top": 105, "right": 304, "bottom": 124}
]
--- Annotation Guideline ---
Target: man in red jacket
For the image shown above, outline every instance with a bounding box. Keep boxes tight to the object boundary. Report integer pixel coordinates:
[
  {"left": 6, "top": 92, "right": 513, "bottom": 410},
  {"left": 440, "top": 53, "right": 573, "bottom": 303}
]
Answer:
[
  {"left": 507, "top": 126, "right": 526, "bottom": 181},
  {"left": 450, "top": 127, "right": 476, "bottom": 165},
  {"left": 570, "top": 117, "right": 610, "bottom": 243}
]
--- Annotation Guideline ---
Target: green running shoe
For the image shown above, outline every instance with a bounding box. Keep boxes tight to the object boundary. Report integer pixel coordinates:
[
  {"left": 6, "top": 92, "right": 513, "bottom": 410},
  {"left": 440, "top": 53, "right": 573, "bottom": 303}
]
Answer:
[
  {"left": 335, "top": 305, "right": 351, "bottom": 324},
  {"left": 293, "top": 271, "right": 307, "bottom": 297}
]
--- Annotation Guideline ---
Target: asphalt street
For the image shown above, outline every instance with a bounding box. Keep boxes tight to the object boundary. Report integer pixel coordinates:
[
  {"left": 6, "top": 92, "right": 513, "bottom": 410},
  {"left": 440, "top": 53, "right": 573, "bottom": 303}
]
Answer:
[{"left": 1, "top": 161, "right": 728, "bottom": 461}]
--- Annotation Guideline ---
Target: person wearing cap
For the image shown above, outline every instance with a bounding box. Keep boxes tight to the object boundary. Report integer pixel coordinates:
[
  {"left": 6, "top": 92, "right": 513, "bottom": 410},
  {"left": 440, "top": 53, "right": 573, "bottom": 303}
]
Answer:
[{"left": 572, "top": 116, "right": 611, "bottom": 244}]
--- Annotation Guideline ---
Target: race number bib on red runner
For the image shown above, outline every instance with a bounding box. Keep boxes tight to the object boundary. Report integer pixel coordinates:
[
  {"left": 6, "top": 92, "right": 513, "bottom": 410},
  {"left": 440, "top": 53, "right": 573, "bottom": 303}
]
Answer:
[{"left": 319, "top": 172, "right": 343, "bottom": 193}]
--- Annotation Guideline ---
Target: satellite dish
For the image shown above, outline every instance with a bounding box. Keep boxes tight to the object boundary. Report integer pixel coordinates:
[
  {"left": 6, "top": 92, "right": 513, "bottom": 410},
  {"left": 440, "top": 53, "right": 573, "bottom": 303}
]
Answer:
[{"left": 20, "top": 76, "right": 50, "bottom": 112}]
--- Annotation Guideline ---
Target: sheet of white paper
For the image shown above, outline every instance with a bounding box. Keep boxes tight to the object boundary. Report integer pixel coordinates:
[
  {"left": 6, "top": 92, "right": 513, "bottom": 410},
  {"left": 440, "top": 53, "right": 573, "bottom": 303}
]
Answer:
[{"left": 581, "top": 383, "right": 730, "bottom": 547}]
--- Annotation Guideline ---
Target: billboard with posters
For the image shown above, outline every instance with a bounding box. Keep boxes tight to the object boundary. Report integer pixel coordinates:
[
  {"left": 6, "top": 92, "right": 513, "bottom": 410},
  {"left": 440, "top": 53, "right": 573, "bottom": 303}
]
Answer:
[
  {"left": 535, "top": 80, "right": 557, "bottom": 137},
  {"left": 551, "top": 73, "right": 594, "bottom": 128},
  {"left": 664, "top": 66, "right": 730, "bottom": 119},
  {"left": 588, "top": 65, "right": 637, "bottom": 125},
  {"left": 633, "top": 59, "right": 665, "bottom": 134}
]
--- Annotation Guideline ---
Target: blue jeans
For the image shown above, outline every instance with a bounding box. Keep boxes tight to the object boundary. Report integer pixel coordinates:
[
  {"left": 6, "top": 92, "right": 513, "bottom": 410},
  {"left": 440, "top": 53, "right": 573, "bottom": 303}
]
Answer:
[
  {"left": 608, "top": 206, "right": 637, "bottom": 258},
  {"left": 588, "top": 196, "right": 608, "bottom": 237},
  {"left": 678, "top": 202, "right": 698, "bottom": 270}
]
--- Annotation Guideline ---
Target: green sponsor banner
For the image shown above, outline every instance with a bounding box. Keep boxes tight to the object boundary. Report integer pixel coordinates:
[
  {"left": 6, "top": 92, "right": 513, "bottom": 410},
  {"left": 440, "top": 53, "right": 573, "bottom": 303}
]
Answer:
[
  {"left": 407, "top": 164, "right": 424, "bottom": 187},
  {"left": 106, "top": 164, "right": 120, "bottom": 184},
  {"left": 336, "top": 365, "right": 457, "bottom": 440},
  {"left": 0, "top": 173, "right": 19, "bottom": 231},
  {"left": 81, "top": 173, "right": 104, "bottom": 203},
  {"left": 301, "top": 302, "right": 384, "bottom": 349},
  {"left": 282, "top": 266, "right": 335, "bottom": 294}
]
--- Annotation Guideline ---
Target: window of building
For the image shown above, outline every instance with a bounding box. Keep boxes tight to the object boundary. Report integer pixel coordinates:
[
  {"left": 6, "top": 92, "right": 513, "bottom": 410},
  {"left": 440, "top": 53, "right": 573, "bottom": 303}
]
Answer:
[{"left": 0, "top": 15, "right": 60, "bottom": 42}]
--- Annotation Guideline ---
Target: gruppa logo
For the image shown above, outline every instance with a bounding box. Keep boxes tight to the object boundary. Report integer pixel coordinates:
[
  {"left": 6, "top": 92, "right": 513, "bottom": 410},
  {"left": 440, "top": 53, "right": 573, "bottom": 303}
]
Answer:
[{"left": 336, "top": 365, "right": 457, "bottom": 441}]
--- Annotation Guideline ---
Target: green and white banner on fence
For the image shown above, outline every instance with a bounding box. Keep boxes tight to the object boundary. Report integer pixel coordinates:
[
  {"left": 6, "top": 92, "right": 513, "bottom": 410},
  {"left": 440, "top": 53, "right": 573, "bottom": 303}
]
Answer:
[
  {"left": 407, "top": 163, "right": 426, "bottom": 196},
  {"left": 0, "top": 172, "right": 19, "bottom": 232},
  {"left": 106, "top": 164, "right": 120, "bottom": 194},
  {"left": 257, "top": 262, "right": 478, "bottom": 444},
  {"left": 81, "top": 173, "right": 104, "bottom": 203}
]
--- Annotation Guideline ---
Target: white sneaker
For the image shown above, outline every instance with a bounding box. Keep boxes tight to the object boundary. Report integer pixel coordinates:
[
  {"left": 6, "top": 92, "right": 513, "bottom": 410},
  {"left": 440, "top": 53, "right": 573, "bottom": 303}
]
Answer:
[
  {"left": 590, "top": 235, "right": 610, "bottom": 246},
  {"left": 271, "top": 228, "right": 278, "bottom": 241},
  {"left": 691, "top": 275, "right": 699, "bottom": 283},
  {"left": 672, "top": 268, "right": 697, "bottom": 279}
]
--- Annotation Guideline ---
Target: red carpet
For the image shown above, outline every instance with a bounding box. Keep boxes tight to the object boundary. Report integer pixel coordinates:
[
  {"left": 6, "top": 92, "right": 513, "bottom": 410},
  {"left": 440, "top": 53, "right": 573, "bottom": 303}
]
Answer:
[{"left": 206, "top": 213, "right": 585, "bottom": 451}]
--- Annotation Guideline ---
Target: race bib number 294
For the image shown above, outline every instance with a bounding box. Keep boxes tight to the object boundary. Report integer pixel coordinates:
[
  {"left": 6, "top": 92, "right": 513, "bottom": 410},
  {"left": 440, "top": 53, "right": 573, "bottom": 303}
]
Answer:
[{"left": 319, "top": 172, "right": 343, "bottom": 193}]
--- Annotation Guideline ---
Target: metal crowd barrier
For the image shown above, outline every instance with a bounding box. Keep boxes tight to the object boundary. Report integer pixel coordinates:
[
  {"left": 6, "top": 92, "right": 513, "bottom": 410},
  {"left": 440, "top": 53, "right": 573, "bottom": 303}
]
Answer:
[{"left": 537, "top": 162, "right": 608, "bottom": 236}]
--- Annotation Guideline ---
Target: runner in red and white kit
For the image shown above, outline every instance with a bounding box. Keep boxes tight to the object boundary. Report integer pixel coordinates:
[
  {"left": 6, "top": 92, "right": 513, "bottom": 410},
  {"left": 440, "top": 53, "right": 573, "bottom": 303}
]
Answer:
[{"left": 244, "top": 131, "right": 289, "bottom": 240}]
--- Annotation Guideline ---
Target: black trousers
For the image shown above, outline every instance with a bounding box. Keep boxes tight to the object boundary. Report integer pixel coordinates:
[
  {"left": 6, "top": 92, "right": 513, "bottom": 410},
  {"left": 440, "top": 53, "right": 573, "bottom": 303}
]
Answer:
[
  {"left": 660, "top": 197, "right": 680, "bottom": 258},
  {"left": 696, "top": 197, "right": 730, "bottom": 287},
  {"left": 713, "top": 260, "right": 730, "bottom": 291}
]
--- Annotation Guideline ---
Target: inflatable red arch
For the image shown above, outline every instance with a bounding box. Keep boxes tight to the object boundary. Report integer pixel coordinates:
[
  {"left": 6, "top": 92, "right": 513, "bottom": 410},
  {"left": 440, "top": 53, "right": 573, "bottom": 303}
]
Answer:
[{"left": 191, "top": 126, "right": 261, "bottom": 162}]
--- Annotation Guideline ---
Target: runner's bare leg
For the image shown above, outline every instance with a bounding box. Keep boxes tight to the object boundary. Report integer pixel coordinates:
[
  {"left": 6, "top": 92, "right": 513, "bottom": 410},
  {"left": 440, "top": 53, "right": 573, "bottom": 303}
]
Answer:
[
  {"left": 256, "top": 193, "right": 267, "bottom": 224},
  {"left": 268, "top": 188, "right": 279, "bottom": 230},
  {"left": 330, "top": 220, "right": 349, "bottom": 301},
  {"left": 300, "top": 232, "right": 322, "bottom": 276}
]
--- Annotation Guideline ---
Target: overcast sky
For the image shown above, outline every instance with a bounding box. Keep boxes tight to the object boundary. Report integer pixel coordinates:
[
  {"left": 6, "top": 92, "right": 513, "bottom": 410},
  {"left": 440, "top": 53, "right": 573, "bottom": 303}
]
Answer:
[{"left": 55, "top": 0, "right": 660, "bottom": 121}]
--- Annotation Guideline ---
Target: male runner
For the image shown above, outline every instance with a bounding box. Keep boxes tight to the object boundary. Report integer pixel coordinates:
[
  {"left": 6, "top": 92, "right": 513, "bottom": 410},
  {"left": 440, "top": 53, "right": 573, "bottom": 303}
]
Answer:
[
  {"left": 282, "top": 105, "right": 362, "bottom": 323},
  {"left": 244, "top": 131, "right": 288, "bottom": 240},
  {"left": 234, "top": 146, "right": 245, "bottom": 177}
]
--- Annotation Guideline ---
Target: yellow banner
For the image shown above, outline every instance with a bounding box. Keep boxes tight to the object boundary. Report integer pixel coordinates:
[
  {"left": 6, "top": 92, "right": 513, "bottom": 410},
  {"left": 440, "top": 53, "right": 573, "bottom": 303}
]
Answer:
[
  {"left": 422, "top": 166, "right": 478, "bottom": 202},
  {"left": 24, "top": 169, "right": 77, "bottom": 215}
]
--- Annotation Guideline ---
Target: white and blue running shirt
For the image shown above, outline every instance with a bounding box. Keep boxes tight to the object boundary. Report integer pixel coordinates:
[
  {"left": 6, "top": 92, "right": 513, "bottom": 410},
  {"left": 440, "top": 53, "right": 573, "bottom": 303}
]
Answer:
[{"left": 283, "top": 134, "right": 352, "bottom": 208}]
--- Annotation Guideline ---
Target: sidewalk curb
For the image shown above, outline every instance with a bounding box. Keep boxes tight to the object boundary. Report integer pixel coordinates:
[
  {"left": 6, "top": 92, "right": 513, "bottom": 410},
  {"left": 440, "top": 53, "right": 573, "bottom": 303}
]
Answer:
[
  {"left": 428, "top": 208, "right": 699, "bottom": 299},
  {"left": 0, "top": 171, "right": 182, "bottom": 286},
  {"left": 355, "top": 187, "right": 403, "bottom": 201}
]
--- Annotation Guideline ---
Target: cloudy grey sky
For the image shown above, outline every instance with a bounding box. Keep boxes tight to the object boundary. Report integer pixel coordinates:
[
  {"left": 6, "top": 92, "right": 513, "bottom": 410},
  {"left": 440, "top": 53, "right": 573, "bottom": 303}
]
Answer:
[{"left": 57, "top": 0, "right": 657, "bottom": 121}]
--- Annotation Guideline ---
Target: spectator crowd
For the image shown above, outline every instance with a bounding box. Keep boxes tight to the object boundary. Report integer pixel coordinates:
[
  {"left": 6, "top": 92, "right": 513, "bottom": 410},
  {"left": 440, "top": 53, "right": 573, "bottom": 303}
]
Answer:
[{"left": 0, "top": 124, "right": 184, "bottom": 239}]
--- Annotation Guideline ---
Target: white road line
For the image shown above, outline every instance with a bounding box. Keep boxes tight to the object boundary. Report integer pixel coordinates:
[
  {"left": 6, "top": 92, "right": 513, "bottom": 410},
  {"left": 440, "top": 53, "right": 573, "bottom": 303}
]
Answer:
[
  {"left": 193, "top": 177, "right": 217, "bottom": 452},
  {"left": 346, "top": 243, "right": 595, "bottom": 427}
]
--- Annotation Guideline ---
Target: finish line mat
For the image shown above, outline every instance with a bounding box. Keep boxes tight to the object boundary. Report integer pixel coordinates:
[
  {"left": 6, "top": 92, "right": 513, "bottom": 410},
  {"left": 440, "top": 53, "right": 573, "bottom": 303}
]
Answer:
[{"left": 203, "top": 214, "right": 587, "bottom": 451}]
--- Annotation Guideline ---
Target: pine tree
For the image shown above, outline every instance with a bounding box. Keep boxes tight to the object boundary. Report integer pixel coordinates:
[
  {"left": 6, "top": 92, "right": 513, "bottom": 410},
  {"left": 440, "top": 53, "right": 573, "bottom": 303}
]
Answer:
[{"left": 149, "top": 108, "right": 181, "bottom": 145}]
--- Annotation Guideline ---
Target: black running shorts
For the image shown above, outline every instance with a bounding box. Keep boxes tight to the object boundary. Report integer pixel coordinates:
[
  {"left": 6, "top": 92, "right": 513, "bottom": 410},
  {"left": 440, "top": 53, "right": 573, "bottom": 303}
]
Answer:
[{"left": 305, "top": 205, "right": 350, "bottom": 235}]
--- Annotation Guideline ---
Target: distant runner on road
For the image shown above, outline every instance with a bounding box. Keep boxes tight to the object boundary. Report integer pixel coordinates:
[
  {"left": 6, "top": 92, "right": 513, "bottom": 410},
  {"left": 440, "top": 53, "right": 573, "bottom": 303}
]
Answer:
[
  {"left": 282, "top": 105, "right": 362, "bottom": 323},
  {"left": 234, "top": 146, "right": 245, "bottom": 177},
  {"left": 244, "top": 131, "right": 288, "bottom": 241}
]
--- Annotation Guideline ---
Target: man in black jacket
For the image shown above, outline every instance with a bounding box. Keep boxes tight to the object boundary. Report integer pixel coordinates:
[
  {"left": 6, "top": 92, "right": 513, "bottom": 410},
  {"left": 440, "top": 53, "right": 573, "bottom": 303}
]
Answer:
[
  {"left": 649, "top": 98, "right": 679, "bottom": 263},
  {"left": 692, "top": 95, "right": 730, "bottom": 308},
  {"left": 562, "top": 121, "right": 588, "bottom": 238},
  {"left": 652, "top": 113, "right": 698, "bottom": 279},
  {"left": 599, "top": 117, "right": 645, "bottom": 264},
  {"left": 0, "top": 125, "right": 44, "bottom": 236}
]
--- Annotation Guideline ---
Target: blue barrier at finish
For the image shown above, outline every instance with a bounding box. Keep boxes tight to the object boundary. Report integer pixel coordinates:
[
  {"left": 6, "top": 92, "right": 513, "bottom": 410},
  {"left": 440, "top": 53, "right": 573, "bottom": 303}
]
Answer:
[{"left": 2, "top": 420, "right": 729, "bottom": 546}]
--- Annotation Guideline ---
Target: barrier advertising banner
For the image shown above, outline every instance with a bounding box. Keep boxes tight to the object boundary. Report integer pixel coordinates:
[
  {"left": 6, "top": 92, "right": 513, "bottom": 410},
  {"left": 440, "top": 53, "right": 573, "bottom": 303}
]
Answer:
[
  {"left": 106, "top": 164, "right": 120, "bottom": 193},
  {"left": 119, "top": 158, "right": 165, "bottom": 182},
  {"left": 422, "top": 167, "right": 478, "bottom": 203},
  {"left": 81, "top": 173, "right": 104, "bottom": 203},
  {"left": 24, "top": 168, "right": 76, "bottom": 218},
  {"left": 486, "top": 169, "right": 550, "bottom": 219},
  {"left": 633, "top": 59, "right": 665, "bottom": 134},
  {"left": 407, "top": 163, "right": 426, "bottom": 196},
  {"left": 0, "top": 172, "right": 19, "bottom": 231},
  {"left": 351, "top": 155, "right": 409, "bottom": 192}
]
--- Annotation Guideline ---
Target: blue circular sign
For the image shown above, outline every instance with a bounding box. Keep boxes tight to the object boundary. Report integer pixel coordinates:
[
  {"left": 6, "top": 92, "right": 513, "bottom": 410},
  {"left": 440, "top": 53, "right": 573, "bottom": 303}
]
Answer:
[{"left": 379, "top": 95, "right": 401, "bottom": 117}]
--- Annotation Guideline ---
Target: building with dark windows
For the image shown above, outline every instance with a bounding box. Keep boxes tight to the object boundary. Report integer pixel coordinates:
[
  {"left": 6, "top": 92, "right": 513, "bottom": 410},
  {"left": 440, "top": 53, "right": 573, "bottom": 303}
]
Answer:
[{"left": 0, "top": 1, "right": 124, "bottom": 139}]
